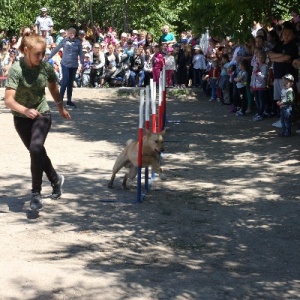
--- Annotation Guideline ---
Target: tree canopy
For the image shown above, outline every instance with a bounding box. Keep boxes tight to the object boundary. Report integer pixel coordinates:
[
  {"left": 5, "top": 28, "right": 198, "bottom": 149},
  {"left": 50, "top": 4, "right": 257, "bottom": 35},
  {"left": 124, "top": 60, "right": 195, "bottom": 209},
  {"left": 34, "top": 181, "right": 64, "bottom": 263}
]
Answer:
[
  {"left": 189, "top": 0, "right": 299, "bottom": 40},
  {"left": 0, "top": 0, "right": 299, "bottom": 39}
]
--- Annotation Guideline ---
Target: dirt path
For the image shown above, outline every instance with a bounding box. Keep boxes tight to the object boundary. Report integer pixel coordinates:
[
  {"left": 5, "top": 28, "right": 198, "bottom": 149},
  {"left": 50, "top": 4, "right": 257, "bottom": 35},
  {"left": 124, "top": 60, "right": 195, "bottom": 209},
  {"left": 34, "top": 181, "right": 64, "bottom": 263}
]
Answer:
[{"left": 0, "top": 87, "right": 300, "bottom": 300}]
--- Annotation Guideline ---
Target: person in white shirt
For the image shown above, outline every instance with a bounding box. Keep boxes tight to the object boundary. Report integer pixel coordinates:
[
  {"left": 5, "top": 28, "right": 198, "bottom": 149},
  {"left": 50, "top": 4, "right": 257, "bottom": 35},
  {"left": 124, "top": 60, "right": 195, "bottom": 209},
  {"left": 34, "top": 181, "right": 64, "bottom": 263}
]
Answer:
[
  {"left": 165, "top": 46, "right": 176, "bottom": 87},
  {"left": 192, "top": 45, "right": 206, "bottom": 87},
  {"left": 34, "top": 7, "right": 54, "bottom": 35}
]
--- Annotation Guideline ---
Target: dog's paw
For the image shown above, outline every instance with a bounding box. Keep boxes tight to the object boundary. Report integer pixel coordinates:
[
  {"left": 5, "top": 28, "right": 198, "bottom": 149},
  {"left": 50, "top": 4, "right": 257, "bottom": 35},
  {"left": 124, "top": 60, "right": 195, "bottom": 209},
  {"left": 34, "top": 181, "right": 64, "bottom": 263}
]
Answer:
[{"left": 159, "top": 173, "right": 166, "bottom": 180}]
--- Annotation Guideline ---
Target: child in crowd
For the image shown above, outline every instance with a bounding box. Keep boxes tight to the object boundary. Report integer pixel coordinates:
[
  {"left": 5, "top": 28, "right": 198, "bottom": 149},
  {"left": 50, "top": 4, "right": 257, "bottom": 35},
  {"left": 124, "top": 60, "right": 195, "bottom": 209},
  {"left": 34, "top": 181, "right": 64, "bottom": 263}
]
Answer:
[
  {"left": 82, "top": 53, "right": 92, "bottom": 87},
  {"left": 43, "top": 49, "right": 54, "bottom": 67},
  {"left": 218, "top": 54, "right": 230, "bottom": 104},
  {"left": 266, "top": 65, "right": 275, "bottom": 115},
  {"left": 234, "top": 59, "right": 250, "bottom": 116},
  {"left": 143, "top": 46, "right": 153, "bottom": 86},
  {"left": 277, "top": 74, "right": 295, "bottom": 137},
  {"left": 202, "top": 60, "right": 212, "bottom": 97},
  {"left": 164, "top": 46, "right": 176, "bottom": 87},
  {"left": 208, "top": 58, "right": 220, "bottom": 101},
  {"left": 152, "top": 45, "right": 164, "bottom": 85},
  {"left": 250, "top": 50, "right": 268, "bottom": 121},
  {"left": 192, "top": 45, "right": 206, "bottom": 88}
]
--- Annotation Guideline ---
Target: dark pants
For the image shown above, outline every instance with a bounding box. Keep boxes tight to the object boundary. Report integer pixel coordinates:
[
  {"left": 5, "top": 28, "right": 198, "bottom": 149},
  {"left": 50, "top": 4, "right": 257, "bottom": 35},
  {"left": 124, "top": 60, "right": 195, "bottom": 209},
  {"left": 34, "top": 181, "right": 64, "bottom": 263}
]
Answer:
[
  {"left": 177, "top": 66, "right": 187, "bottom": 85},
  {"left": 280, "top": 105, "right": 292, "bottom": 136},
  {"left": 237, "top": 86, "right": 247, "bottom": 113},
  {"left": 14, "top": 114, "right": 58, "bottom": 193},
  {"left": 90, "top": 68, "right": 103, "bottom": 86},
  {"left": 254, "top": 89, "right": 266, "bottom": 116},
  {"left": 144, "top": 71, "right": 152, "bottom": 87},
  {"left": 60, "top": 64, "right": 77, "bottom": 103},
  {"left": 193, "top": 69, "right": 202, "bottom": 87}
]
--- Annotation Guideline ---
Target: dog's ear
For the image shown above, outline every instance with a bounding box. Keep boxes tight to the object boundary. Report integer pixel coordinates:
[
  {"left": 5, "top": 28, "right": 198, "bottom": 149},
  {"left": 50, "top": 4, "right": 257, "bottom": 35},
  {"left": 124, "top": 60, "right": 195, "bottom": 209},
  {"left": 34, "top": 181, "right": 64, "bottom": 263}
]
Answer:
[{"left": 145, "top": 129, "right": 152, "bottom": 137}]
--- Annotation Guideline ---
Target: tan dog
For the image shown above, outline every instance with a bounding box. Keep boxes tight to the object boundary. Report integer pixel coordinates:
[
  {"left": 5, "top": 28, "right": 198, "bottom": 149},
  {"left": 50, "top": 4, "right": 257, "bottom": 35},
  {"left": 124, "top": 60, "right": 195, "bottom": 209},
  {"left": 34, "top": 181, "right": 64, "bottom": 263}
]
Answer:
[{"left": 108, "top": 129, "right": 166, "bottom": 189}]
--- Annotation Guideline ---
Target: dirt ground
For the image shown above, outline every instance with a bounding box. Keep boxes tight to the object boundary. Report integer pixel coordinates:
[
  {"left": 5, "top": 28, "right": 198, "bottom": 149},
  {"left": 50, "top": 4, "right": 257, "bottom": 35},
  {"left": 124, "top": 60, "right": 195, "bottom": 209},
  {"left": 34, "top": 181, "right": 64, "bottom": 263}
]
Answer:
[{"left": 0, "top": 86, "right": 300, "bottom": 300}]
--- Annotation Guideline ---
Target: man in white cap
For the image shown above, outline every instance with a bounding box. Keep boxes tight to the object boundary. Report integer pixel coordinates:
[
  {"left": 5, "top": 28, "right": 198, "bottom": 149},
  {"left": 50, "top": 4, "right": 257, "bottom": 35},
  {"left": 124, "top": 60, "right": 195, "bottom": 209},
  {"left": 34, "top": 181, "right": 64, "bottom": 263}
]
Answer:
[{"left": 34, "top": 7, "right": 54, "bottom": 35}]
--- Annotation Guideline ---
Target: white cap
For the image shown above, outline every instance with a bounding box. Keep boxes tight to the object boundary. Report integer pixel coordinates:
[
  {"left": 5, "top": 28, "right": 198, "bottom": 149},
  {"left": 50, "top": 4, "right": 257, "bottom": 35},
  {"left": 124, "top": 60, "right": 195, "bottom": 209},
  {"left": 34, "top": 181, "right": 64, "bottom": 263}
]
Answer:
[
  {"left": 41, "top": 7, "right": 47, "bottom": 12},
  {"left": 283, "top": 74, "right": 294, "bottom": 82},
  {"left": 59, "top": 29, "right": 65, "bottom": 33},
  {"left": 84, "top": 53, "right": 90, "bottom": 58}
]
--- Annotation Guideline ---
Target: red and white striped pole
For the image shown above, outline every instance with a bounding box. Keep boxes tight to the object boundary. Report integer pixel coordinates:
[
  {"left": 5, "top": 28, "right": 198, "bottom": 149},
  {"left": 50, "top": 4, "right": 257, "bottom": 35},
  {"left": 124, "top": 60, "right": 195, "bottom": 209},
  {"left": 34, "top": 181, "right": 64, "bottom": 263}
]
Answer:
[
  {"left": 136, "top": 89, "right": 145, "bottom": 203},
  {"left": 162, "top": 65, "right": 167, "bottom": 130},
  {"left": 144, "top": 85, "right": 150, "bottom": 191},
  {"left": 145, "top": 85, "right": 150, "bottom": 131},
  {"left": 158, "top": 74, "right": 163, "bottom": 132},
  {"left": 150, "top": 78, "right": 157, "bottom": 133}
]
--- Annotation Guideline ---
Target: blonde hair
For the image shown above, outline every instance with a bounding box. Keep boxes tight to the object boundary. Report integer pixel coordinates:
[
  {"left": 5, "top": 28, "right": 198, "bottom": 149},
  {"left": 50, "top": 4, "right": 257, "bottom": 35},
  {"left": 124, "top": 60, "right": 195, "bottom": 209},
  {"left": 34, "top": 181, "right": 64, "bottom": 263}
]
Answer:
[{"left": 19, "top": 34, "right": 46, "bottom": 54}]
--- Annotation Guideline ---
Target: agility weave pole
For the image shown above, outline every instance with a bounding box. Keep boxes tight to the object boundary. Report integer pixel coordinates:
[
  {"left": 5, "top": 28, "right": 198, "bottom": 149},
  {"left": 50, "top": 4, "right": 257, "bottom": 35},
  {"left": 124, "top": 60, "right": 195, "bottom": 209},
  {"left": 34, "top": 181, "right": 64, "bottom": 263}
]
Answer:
[
  {"left": 136, "top": 68, "right": 167, "bottom": 202},
  {"left": 144, "top": 85, "right": 150, "bottom": 192},
  {"left": 136, "top": 89, "right": 145, "bottom": 203},
  {"left": 136, "top": 83, "right": 156, "bottom": 202},
  {"left": 159, "top": 66, "right": 167, "bottom": 132}
]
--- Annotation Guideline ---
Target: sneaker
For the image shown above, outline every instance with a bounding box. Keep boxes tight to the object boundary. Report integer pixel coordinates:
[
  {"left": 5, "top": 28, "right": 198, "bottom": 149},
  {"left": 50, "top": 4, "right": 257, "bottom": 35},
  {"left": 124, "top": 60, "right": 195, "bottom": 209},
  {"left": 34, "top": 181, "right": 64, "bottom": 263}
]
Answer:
[
  {"left": 51, "top": 174, "right": 64, "bottom": 199},
  {"left": 253, "top": 115, "right": 263, "bottom": 121},
  {"left": 66, "top": 101, "right": 77, "bottom": 108},
  {"left": 272, "top": 119, "right": 282, "bottom": 128},
  {"left": 209, "top": 98, "right": 215, "bottom": 102},
  {"left": 30, "top": 192, "right": 43, "bottom": 210},
  {"left": 236, "top": 110, "right": 245, "bottom": 116}
]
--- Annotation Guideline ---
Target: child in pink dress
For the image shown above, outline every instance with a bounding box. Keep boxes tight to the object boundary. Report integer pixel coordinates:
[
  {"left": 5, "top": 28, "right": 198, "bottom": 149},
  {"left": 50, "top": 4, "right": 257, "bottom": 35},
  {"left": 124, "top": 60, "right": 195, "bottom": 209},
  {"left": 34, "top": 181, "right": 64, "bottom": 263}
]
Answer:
[{"left": 152, "top": 45, "right": 164, "bottom": 84}]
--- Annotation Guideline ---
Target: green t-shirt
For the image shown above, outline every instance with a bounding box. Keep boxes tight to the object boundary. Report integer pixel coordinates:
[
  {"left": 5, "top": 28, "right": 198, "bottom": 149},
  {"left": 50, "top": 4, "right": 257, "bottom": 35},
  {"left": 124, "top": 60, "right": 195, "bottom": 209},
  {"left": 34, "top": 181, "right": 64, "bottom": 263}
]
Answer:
[{"left": 6, "top": 58, "right": 56, "bottom": 118}]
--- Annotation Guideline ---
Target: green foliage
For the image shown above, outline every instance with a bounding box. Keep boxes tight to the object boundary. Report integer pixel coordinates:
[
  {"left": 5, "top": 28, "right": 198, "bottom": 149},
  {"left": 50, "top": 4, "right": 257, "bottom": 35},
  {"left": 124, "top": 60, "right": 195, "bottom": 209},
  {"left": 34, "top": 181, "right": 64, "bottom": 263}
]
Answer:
[
  {"left": 0, "top": 0, "right": 298, "bottom": 40},
  {"left": 189, "top": 0, "right": 299, "bottom": 40},
  {"left": 0, "top": 0, "right": 191, "bottom": 40}
]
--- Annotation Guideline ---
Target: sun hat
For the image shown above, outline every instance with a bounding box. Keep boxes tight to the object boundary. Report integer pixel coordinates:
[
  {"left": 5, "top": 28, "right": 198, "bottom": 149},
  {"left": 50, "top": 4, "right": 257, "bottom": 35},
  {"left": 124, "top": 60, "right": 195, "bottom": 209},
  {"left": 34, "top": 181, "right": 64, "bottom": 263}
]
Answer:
[{"left": 41, "top": 7, "right": 47, "bottom": 12}]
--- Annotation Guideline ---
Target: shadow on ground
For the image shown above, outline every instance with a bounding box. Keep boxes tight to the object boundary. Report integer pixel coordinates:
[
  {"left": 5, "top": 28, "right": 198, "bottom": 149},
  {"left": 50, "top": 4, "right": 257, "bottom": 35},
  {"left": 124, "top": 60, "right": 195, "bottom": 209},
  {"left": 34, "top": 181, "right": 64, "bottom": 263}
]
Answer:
[{"left": 1, "top": 88, "right": 300, "bottom": 299}]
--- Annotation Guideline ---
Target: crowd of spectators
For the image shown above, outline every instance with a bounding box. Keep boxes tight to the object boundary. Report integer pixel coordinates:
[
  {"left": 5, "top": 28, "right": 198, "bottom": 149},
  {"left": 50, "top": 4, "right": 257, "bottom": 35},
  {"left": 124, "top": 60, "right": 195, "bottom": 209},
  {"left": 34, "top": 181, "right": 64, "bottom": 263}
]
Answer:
[{"left": 0, "top": 6, "right": 300, "bottom": 128}]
